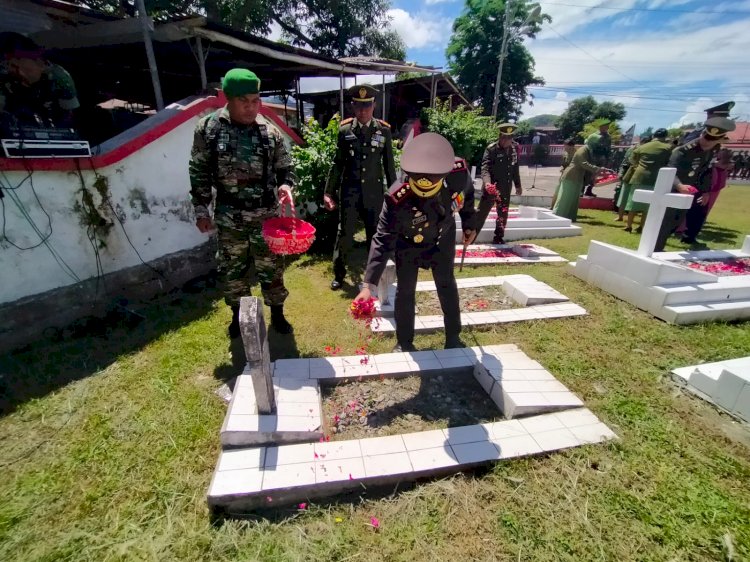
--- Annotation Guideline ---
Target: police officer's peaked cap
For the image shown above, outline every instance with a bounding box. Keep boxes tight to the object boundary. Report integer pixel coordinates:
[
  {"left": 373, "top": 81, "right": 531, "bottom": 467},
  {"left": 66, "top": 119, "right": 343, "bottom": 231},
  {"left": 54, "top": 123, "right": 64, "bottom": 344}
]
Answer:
[
  {"left": 401, "top": 133, "right": 455, "bottom": 176},
  {"left": 703, "top": 116, "right": 736, "bottom": 139},
  {"left": 596, "top": 118, "right": 612, "bottom": 127},
  {"left": 704, "top": 101, "right": 734, "bottom": 118},
  {"left": 222, "top": 68, "right": 260, "bottom": 97},
  {"left": 348, "top": 84, "right": 377, "bottom": 103},
  {"left": 653, "top": 128, "right": 668, "bottom": 138},
  {"left": 498, "top": 122, "right": 518, "bottom": 136}
]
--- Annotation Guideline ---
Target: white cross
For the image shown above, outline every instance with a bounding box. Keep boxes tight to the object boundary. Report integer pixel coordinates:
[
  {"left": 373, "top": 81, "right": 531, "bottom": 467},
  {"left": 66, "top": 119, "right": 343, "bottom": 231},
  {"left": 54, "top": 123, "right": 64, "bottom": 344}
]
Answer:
[{"left": 632, "top": 167, "right": 694, "bottom": 257}]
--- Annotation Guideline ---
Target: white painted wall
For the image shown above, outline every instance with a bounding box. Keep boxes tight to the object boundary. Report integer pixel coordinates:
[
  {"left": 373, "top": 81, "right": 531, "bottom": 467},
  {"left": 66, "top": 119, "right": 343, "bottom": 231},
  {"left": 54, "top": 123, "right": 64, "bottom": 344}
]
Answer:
[{"left": 1, "top": 117, "right": 210, "bottom": 305}]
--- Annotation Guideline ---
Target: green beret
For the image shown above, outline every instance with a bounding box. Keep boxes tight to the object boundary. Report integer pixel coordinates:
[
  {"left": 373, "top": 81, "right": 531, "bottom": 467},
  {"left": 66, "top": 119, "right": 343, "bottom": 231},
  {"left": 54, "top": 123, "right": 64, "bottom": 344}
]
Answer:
[{"left": 222, "top": 68, "right": 260, "bottom": 98}]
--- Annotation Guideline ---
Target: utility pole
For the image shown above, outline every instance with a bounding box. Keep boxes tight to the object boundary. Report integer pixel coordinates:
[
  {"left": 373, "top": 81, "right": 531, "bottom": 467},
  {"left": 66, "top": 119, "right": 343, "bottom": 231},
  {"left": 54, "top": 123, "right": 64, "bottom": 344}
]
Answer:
[
  {"left": 136, "top": 0, "right": 164, "bottom": 111},
  {"left": 491, "top": 0, "right": 512, "bottom": 120}
]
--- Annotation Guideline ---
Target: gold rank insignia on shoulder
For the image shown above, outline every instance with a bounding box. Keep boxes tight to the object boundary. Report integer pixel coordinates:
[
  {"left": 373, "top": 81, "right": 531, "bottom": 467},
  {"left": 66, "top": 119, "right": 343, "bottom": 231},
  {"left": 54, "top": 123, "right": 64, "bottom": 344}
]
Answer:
[
  {"left": 388, "top": 182, "right": 412, "bottom": 205},
  {"left": 451, "top": 158, "right": 467, "bottom": 173},
  {"left": 340, "top": 117, "right": 354, "bottom": 125},
  {"left": 377, "top": 119, "right": 390, "bottom": 127}
]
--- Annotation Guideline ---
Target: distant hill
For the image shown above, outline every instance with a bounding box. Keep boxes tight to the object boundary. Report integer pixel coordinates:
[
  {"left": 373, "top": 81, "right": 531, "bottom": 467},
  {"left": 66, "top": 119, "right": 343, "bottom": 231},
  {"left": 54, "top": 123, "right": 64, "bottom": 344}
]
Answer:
[{"left": 525, "top": 114, "right": 559, "bottom": 127}]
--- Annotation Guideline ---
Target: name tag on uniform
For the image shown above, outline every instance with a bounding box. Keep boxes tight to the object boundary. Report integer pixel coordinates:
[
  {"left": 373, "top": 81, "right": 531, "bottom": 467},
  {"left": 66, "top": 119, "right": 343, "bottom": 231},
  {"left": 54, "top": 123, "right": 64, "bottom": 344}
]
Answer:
[
  {"left": 345, "top": 133, "right": 357, "bottom": 141},
  {"left": 412, "top": 214, "right": 427, "bottom": 225}
]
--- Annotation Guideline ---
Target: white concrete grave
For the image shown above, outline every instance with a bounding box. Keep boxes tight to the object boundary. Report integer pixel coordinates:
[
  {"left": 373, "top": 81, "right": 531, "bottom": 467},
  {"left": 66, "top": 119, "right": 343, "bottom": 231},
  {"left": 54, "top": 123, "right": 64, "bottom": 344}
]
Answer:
[
  {"left": 209, "top": 343, "right": 616, "bottom": 514},
  {"left": 570, "top": 170, "right": 750, "bottom": 324},
  {"left": 455, "top": 243, "right": 567, "bottom": 266},
  {"left": 374, "top": 274, "right": 587, "bottom": 332},
  {"left": 457, "top": 206, "right": 581, "bottom": 243},
  {"left": 672, "top": 357, "right": 750, "bottom": 423},
  {"left": 629, "top": 168, "right": 694, "bottom": 257}
]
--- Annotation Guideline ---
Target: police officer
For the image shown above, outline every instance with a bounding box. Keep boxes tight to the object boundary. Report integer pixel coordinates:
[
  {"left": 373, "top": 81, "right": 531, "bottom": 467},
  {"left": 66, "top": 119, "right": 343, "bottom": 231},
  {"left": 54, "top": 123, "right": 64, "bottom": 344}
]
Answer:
[
  {"left": 475, "top": 123, "right": 522, "bottom": 245},
  {"left": 655, "top": 116, "right": 736, "bottom": 250},
  {"left": 354, "top": 133, "right": 477, "bottom": 352},
  {"left": 189, "top": 68, "right": 296, "bottom": 336},
  {"left": 324, "top": 84, "right": 397, "bottom": 290}
]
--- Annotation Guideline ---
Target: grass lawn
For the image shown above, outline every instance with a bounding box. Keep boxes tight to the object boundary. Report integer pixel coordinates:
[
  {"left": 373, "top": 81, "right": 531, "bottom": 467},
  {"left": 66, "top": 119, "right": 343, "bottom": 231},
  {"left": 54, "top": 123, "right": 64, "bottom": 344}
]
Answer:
[{"left": 1, "top": 185, "right": 749, "bottom": 561}]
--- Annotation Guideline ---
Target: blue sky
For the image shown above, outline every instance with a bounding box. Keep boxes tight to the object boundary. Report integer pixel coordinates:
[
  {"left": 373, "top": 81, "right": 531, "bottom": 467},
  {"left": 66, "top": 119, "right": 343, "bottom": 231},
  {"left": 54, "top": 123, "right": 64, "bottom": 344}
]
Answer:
[{"left": 363, "top": 0, "right": 750, "bottom": 131}]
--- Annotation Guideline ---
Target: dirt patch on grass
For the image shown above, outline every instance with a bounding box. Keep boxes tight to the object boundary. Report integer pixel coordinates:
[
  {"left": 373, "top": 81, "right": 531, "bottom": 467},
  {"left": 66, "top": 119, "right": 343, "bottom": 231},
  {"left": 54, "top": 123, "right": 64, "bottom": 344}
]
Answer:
[
  {"left": 321, "top": 372, "right": 504, "bottom": 440},
  {"left": 415, "top": 286, "right": 517, "bottom": 316}
]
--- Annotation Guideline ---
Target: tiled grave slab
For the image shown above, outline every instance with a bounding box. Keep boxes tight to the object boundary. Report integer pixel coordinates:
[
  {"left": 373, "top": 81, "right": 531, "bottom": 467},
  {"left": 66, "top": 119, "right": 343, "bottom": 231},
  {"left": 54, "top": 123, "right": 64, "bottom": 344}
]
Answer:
[
  {"left": 455, "top": 243, "right": 567, "bottom": 266},
  {"left": 220, "top": 373, "right": 324, "bottom": 447},
  {"left": 672, "top": 356, "right": 750, "bottom": 423},
  {"left": 208, "top": 408, "right": 616, "bottom": 514},
  {"left": 224, "top": 346, "right": 586, "bottom": 449},
  {"left": 375, "top": 274, "right": 587, "bottom": 327},
  {"left": 570, "top": 236, "right": 750, "bottom": 325},
  {"left": 457, "top": 206, "right": 582, "bottom": 242}
]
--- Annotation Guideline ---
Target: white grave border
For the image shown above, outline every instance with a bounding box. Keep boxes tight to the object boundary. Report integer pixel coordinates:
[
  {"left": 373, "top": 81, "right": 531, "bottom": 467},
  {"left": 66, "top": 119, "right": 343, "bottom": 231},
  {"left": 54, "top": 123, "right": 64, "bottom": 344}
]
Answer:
[
  {"left": 375, "top": 273, "right": 587, "bottom": 331},
  {"left": 210, "top": 344, "right": 617, "bottom": 514}
]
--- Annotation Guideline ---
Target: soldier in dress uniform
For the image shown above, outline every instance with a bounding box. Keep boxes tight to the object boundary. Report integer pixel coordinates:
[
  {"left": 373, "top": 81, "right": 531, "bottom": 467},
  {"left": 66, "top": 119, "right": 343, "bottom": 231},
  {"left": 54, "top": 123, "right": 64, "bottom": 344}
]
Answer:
[
  {"left": 189, "top": 68, "right": 296, "bottom": 336},
  {"left": 682, "top": 101, "right": 734, "bottom": 144},
  {"left": 655, "top": 116, "right": 735, "bottom": 250},
  {"left": 324, "top": 84, "right": 397, "bottom": 290},
  {"left": 354, "top": 133, "right": 477, "bottom": 352},
  {"left": 474, "top": 122, "right": 522, "bottom": 245}
]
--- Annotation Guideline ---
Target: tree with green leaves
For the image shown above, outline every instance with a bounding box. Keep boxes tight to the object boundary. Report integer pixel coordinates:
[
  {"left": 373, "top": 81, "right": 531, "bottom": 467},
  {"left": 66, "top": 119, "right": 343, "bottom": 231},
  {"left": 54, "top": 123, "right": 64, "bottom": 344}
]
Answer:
[
  {"left": 580, "top": 120, "right": 623, "bottom": 146},
  {"left": 556, "top": 95, "right": 626, "bottom": 141},
  {"left": 420, "top": 99, "right": 499, "bottom": 165},
  {"left": 446, "top": 0, "right": 549, "bottom": 119},
  {"left": 77, "top": 0, "right": 406, "bottom": 59}
]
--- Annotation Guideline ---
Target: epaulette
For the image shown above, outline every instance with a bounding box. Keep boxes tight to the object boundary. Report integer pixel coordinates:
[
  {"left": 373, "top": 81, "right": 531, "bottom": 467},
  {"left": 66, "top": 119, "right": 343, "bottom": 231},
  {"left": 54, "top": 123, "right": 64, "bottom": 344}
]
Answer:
[
  {"left": 340, "top": 117, "right": 354, "bottom": 125},
  {"left": 377, "top": 118, "right": 391, "bottom": 128},
  {"left": 388, "top": 182, "right": 412, "bottom": 205},
  {"left": 450, "top": 158, "right": 467, "bottom": 173},
  {"left": 488, "top": 141, "right": 498, "bottom": 149}
]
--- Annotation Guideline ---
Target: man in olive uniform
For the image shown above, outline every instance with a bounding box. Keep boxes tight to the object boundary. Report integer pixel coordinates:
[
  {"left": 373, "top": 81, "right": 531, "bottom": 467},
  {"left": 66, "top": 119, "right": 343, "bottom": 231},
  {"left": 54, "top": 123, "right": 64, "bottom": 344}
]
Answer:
[
  {"left": 354, "top": 133, "right": 477, "bottom": 352},
  {"left": 583, "top": 119, "right": 612, "bottom": 196},
  {"left": 655, "top": 117, "right": 735, "bottom": 250},
  {"left": 0, "top": 32, "right": 79, "bottom": 130},
  {"left": 324, "top": 84, "right": 397, "bottom": 290},
  {"left": 189, "top": 68, "right": 296, "bottom": 336},
  {"left": 475, "top": 122, "right": 522, "bottom": 245},
  {"left": 683, "top": 101, "right": 734, "bottom": 144}
]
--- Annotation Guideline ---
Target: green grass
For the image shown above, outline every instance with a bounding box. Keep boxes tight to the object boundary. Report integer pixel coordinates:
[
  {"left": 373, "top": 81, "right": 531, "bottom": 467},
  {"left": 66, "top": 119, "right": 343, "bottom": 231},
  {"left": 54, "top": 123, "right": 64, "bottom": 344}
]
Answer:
[{"left": 1, "top": 185, "right": 750, "bottom": 561}]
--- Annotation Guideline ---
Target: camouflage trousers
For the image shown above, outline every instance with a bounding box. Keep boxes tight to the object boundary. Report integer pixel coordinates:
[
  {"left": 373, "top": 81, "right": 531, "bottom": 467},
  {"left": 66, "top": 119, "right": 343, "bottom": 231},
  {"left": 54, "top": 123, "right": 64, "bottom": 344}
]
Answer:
[{"left": 215, "top": 208, "right": 289, "bottom": 308}]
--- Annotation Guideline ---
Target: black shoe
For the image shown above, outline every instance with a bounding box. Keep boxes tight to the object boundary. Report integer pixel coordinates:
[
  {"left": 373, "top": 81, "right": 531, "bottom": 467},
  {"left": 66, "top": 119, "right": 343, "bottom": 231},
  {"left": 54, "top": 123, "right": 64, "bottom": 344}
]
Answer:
[
  {"left": 444, "top": 337, "right": 466, "bottom": 349},
  {"left": 392, "top": 342, "right": 417, "bottom": 352},
  {"left": 270, "top": 305, "right": 293, "bottom": 334},
  {"left": 330, "top": 278, "right": 344, "bottom": 290},
  {"left": 492, "top": 236, "right": 505, "bottom": 245},
  {"left": 681, "top": 237, "right": 697, "bottom": 245}
]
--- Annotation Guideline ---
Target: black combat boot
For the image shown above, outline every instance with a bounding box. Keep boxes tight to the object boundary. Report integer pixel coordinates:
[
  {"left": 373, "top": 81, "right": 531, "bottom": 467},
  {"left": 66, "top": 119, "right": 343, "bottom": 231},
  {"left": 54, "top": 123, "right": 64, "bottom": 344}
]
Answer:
[
  {"left": 444, "top": 336, "right": 466, "bottom": 349},
  {"left": 392, "top": 342, "right": 417, "bottom": 352},
  {"left": 270, "top": 305, "right": 293, "bottom": 334}
]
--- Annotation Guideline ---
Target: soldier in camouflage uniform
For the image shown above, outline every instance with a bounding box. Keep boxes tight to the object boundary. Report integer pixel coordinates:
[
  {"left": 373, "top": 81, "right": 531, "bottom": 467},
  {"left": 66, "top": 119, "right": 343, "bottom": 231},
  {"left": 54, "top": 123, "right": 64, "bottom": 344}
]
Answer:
[
  {"left": 475, "top": 123, "right": 522, "bottom": 245},
  {"left": 189, "top": 68, "right": 296, "bottom": 336},
  {"left": 324, "top": 84, "right": 396, "bottom": 290},
  {"left": 0, "top": 32, "right": 79, "bottom": 129}
]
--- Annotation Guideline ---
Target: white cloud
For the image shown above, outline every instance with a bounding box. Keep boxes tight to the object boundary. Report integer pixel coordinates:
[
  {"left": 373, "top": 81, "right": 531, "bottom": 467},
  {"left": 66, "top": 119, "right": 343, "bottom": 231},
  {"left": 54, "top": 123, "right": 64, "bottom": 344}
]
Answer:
[
  {"left": 387, "top": 8, "right": 452, "bottom": 49},
  {"left": 554, "top": 91, "right": 567, "bottom": 100},
  {"left": 424, "top": 0, "right": 457, "bottom": 4}
]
